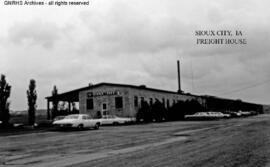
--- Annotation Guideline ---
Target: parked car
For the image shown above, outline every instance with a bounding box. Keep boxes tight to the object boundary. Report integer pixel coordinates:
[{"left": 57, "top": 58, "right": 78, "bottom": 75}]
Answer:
[
  {"left": 230, "top": 111, "right": 242, "bottom": 117},
  {"left": 185, "top": 112, "right": 229, "bottom": 120},
  {"left": 53, "top": 114, "right": 101, "bottom": 130},
  {"left": 222, "top": 113, "right": 231, "bottom": 118},
  {"left": 53, "top": 115, "right": 66, "bottom": 121},
  {"left": 249, "top": 111, "right": 258, "bottom": 115},
  {"left": 99, "top": 115, "right": 135, "bottom": 125},
  {"left": 230, "top": 110, "right": 252, "bottom": 117},
  {"left": 185, "top": 112, "right": 209, "bottom": 120},
  {"left": 239, "top": 111, "right": 251, "bottom": 116}
]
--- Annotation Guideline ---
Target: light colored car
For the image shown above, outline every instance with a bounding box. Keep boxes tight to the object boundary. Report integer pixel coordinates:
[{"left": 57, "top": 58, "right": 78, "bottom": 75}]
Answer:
[
  {"left": 238, "top": 111, "right": 251, "bottom": 116},
  {"left": 231, "top": 110, "right": 251, "bottom": 117},
  {"left": 99, "top": 115, "right": 134, "bottom": 125},
  {"left": 53, "top": 114, "right": 101, "bottom": 130},
  {"left": 185, "top": 112, "right": 229, "bottom": 120},
  {"left": 207, "top": 112, "right": 229, "bottom": 118},
  {"left": 185, "top": 112, "right": 209, "bottom": 119},
  {"left": 222, "top": 113, "right": 231, "bottom": 118},
  {"left": 230, "top": 111, "right": 242, "bottom": 117},
  {"left": 53, "top": 115, "right": 66, "bottom": 121}
]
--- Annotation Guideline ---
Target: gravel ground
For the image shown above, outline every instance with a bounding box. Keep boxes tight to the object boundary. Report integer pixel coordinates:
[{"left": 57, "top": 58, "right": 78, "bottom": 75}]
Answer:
[{"left": 0, "top": 114, "right": 270, "bottom": 167}]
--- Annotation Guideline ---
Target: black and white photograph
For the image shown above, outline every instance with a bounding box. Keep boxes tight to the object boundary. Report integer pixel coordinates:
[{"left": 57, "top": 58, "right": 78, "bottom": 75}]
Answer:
[{"left": 1, "top": 0, "right": 270, "bottom": 166}]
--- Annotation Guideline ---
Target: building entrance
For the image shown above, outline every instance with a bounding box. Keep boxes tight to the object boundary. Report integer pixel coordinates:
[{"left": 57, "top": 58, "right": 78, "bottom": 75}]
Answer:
[{"left": 102, "top": 103, "right": 108, "bottom": 116}]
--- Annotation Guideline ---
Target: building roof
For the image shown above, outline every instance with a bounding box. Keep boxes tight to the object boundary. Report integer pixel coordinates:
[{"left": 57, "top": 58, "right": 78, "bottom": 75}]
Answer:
[{"left": 45, "top": 82, "right": 200, "bottom": 101}]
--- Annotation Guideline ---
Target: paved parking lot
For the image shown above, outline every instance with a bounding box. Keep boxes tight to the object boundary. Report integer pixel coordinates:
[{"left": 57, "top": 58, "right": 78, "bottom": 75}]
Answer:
[{"left": 1, "top": 115, "right": 270, "bottom": 167}]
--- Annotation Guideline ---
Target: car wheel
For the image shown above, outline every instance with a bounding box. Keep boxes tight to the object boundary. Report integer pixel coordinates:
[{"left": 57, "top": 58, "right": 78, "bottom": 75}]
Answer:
[
  {"left": 94, "top": 123, "right": 100, "bottom": 130},
  {"left": 78, "top": 124, "right": 84, "bottom": 130},
  {"left": 113, "top": 122, "right": 119, "bottom": 125}
]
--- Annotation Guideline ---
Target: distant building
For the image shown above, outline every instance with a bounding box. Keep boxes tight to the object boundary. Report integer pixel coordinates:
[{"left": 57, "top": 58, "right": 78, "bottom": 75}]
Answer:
[{"left": 46, "top": 82, "right": 264, "bottom": 119}]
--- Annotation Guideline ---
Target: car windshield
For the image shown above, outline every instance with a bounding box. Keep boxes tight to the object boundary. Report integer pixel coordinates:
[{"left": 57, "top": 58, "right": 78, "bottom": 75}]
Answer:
[
  {"left": 54, "top": 116, "right": 65, "bottom": 120},
  {"left": 64, "top": 115, "right": 79, "bottom": 119}
]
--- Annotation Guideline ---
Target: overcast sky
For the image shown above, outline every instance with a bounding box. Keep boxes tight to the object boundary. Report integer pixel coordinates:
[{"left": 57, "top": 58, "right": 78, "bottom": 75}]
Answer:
[{"left": 1, "top": 0, "right": 270, "bottom": 110}]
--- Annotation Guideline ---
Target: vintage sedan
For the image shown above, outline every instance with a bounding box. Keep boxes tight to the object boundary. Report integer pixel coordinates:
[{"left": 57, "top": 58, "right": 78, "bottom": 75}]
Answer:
[
  {"left": 185, "top": 112, "right": 229, "bottom": 120},
  {"left": 99, "top": 115, "right": 135, "bottom": 125},
  {"left": 53, "top": 114, "right": 101, "bottom": 130},
  {"left": 53, "top": 115, "right": 66, "bottom": 121}
]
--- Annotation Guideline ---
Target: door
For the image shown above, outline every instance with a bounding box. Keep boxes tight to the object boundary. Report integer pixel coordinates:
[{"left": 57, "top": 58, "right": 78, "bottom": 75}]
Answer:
[
  {"left": 101, "top": 103, "right": 111, "bottom": 124},
  {"left": 102, "top": 103, "right": 108, "bottom": 116}
]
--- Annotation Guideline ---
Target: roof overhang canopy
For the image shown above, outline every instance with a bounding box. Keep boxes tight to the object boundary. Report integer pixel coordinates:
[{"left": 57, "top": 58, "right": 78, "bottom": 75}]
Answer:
[{"left": 46, "top": 90, "right": 79, "bottom": 102}]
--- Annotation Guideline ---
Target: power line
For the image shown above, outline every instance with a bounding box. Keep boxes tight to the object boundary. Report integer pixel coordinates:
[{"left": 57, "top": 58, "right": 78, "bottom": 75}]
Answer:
[{"left": 220, "top": 78, "right": 270, "bottom": 95}]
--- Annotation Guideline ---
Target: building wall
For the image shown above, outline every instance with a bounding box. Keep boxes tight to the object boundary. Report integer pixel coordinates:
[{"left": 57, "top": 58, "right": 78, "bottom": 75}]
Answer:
[
  {"left": 79, "top": 85, "right": 204, "bottom": 118},
  {"left": 128, "top": 88, "right": 203, "bottom": 114},
  {"left": 79, "top": 85, "right": 133, "bottom": 118}
]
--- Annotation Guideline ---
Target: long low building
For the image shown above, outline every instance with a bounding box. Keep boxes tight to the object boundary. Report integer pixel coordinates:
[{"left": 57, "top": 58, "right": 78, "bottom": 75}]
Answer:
[{"left": 46, "top": 82, "right": 204, "bottom": 119}]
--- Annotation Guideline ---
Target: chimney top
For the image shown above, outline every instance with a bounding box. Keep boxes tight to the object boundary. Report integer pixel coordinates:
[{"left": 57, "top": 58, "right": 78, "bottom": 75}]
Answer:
[{"left": 177, "top": 60, "right": 182, "bottom": 93}]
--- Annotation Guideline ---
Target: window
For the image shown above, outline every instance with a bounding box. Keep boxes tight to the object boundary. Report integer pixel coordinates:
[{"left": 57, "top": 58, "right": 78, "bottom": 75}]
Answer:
[
  {"left": 150, "top": 98, "right": 153, "bottom": 106},
  {"left": 115, "top": 96, "right": 123, "bottom": 109},
  {"left": 162, "top": 98, "right": 165, "bottom": 106},
  {"left": 140, "top": 97, "right": 145, "bottom": 107},
  {"left": 103, "top": 111, "right": 109, "bottom": 116},
  {"left": 167, "top": 99, "right": 170, "bottom": 108},
  {"left": 102, "top": 103, "right": 107, "bottom": 110},
  {"left": 134, "top": 96, "right": 138, "bottom": 107},
  {"left": 87, "top": 98, "right": 94, "bottom": 110},
  {"left": 65, "top": 115, "right": 79, "bottom": 119}
]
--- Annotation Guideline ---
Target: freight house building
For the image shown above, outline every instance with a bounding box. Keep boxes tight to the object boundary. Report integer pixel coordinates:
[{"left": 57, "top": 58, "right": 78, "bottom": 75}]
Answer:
[{"left": 46, "top": 82, "right": 204, "bottom": 119}]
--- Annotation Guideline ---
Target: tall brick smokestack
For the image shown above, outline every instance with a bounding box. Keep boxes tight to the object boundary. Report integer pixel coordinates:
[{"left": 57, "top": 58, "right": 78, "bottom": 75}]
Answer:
[{"left": 177, "top": 60, "right": 182, "bottom": 93}]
